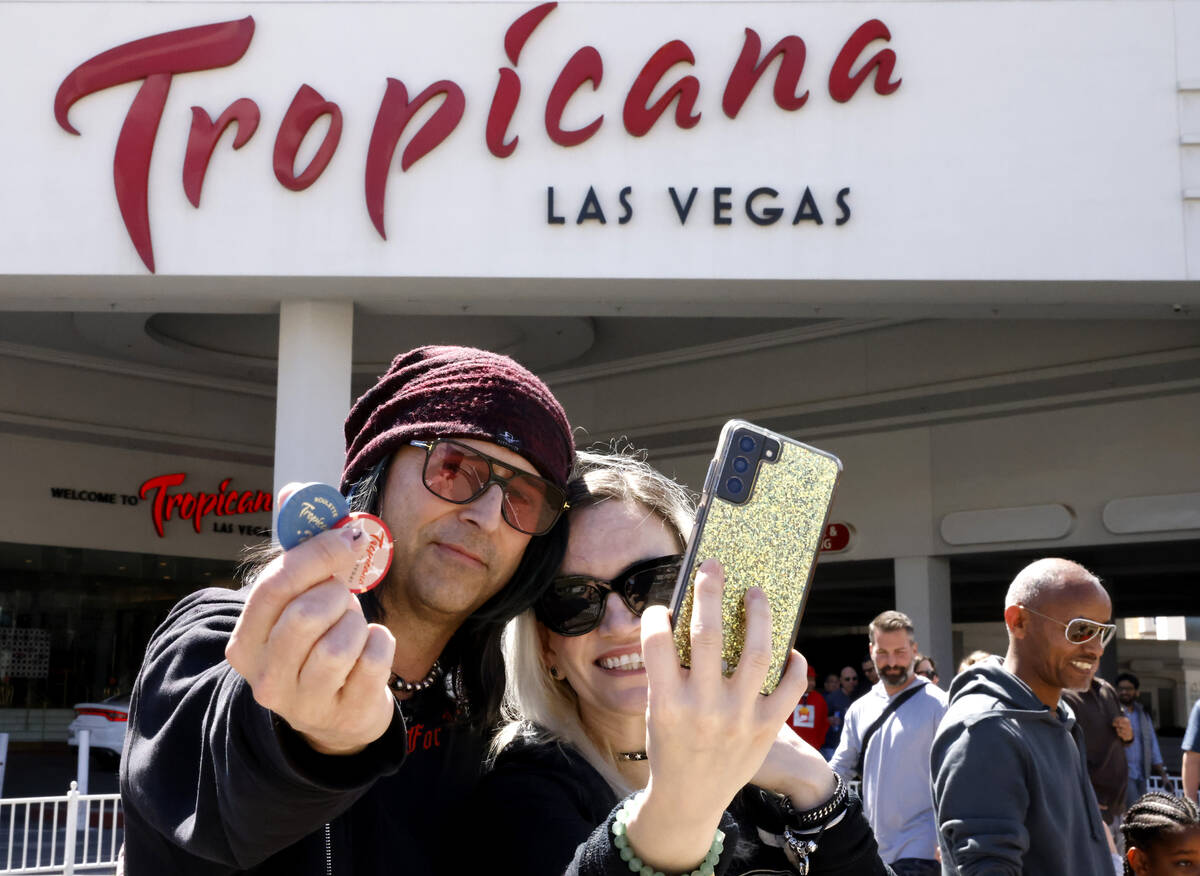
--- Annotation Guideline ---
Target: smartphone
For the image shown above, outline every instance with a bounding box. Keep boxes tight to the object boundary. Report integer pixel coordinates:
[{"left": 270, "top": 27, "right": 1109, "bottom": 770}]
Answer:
[{"left": 670, "top": 420, "right": 842, "bottom": 694}]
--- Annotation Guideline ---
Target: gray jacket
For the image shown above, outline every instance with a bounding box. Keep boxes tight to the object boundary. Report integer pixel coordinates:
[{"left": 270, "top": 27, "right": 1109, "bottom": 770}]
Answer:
[{"left": 930, "top": 658, "right": 1111, "bottom": 876}]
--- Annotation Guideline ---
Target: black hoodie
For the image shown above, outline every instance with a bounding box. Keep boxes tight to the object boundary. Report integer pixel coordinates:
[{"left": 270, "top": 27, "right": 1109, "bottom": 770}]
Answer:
[
  {"left": 119, "top": 587, "right": 484, "bottom": 876},
  {"left": 930, "top": 657, "right": 1114, "bottom": 876}
]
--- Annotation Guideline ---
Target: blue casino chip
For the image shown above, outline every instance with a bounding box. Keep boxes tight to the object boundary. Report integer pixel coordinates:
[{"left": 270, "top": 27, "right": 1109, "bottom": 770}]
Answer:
[{"left": 277, "top": 483, "right": 350, "bottom": 551}]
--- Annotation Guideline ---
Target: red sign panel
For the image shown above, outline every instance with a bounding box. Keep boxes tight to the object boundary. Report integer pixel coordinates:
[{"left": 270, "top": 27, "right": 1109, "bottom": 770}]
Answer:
[{"left": 820, "top": 522, "right": 853, "bottom": 553}]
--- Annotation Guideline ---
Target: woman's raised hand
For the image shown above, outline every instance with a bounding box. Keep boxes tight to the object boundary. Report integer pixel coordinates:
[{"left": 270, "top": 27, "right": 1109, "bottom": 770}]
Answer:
[{"left": 624, "top": 559, "right": 808, "bottom": 873}]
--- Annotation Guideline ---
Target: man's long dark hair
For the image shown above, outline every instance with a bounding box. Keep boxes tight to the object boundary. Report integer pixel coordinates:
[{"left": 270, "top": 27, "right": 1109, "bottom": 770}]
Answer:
[{"left": 347, "top": 457, "right": 567, "bottom": 730}]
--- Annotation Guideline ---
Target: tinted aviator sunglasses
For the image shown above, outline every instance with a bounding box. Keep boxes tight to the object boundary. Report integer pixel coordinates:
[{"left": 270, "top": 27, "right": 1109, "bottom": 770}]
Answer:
[
  {"left": 409, "top": 438, "right": 568, "bottom": 536},
  {"left": 537, "top": 555, "right": 683, "bottom": 636},
  {"left": 1019, "top": 604, "right": 1117, "bottom": 647}
]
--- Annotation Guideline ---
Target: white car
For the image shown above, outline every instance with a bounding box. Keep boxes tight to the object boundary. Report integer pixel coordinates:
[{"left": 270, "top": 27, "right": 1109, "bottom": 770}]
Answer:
[{"left": 67, "top": 694, "right": 130, "bottom": 760}]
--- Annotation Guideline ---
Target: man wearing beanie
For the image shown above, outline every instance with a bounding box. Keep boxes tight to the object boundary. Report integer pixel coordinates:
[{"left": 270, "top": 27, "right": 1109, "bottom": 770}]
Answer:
[{"left": 119, "top": 346, "right": 575, "bottom": 876}]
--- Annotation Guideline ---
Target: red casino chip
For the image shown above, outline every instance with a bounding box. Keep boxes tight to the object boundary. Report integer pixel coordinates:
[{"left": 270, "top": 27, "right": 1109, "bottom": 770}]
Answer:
[{"left": 333, "top": 512, "right": 393, "bottom": 593}]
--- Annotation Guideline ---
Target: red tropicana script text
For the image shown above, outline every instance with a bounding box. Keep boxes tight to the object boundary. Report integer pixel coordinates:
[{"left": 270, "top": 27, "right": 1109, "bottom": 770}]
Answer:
[{"left": 139, "top": 473, "right": 272, "bottom": 537}]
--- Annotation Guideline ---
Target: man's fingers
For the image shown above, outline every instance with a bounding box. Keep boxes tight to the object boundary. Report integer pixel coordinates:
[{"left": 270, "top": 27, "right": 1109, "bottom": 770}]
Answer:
[
  {"left": 687, "top": 559, "right": 725, "bottom": 685},
  {"left": 339, "top": 624, "right": 396, "bottom": 718},
  {"left": 235, "top": 525, "right": 363, "bottom": 649},
  {"left": 296, "top": 603, "right": 372, "bottom": 696},
  {"left": 248, "top": 581, "right": 357, "bottom": 703},
  {"left": 276, "top": 481, "right": 305, "bottom": 509}
]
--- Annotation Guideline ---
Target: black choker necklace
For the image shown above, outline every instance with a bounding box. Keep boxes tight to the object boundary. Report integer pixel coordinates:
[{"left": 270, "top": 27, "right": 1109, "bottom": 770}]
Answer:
[
  {"left": 617, "top": 750, "right": 648, "bottom": 762},
  {"left": 388, "top": 659, "right": 443, "bottom": 695}
]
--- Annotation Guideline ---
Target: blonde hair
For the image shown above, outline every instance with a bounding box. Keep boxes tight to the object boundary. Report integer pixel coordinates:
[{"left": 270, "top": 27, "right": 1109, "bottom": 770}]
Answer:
[
  {"left": 491, "top": 444, "right": 695, "bottom": 795},
  {"left": 957, "top": 649, "right": 994, "bottom": 674}
]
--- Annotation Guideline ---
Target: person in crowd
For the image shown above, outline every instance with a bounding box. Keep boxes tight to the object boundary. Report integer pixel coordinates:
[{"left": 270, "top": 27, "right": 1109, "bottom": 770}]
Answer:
[
  {"left": 820, "top": 671, "right": 844, "bottom": 757},
  {"left": 787, "top": 665, "right": 831, "bottom": 751},
  {"left": 824, "top": 666, "right": 857, "bottom": 757},
  {"left": 831, "top": 611, "right": 948, "bottom": 875},
  {"left": 1115, "top": 673, "right": 1172, "bottom": 805},
  {"left": 914, "top": 654, "right": 940, "bottom": 687},
  {"left": 1120, "top": 792, "right": 1200, "bottom": 875},
  {"left": 119, "top": 346, "right": 575, "bottom": 876},
  {"left": 462, "top": 449, "right": 892, "bottom": 876},
  {"left": 840, "top": 666, "right": 860, "bottom": 699},
  {"left": 956, "top": 649, "right": 992, "bottom": 675},
  {"left": 931, "top": 557, "right": 1120, "bottom": 875},
  {"left": 861, "top": 657, "right": 880, "bottom": 694},
  {"left": 1184, "top": 698, "right": 1200, "bottom": 803},
  {"left": 1063, "top": 672, "right": 1133, "bottom": 833}
]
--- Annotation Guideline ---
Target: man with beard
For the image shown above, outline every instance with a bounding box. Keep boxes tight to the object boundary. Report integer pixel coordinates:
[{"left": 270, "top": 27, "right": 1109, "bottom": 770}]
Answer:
[
  {"left": 119, "top": 346, "right": 574, "bottom": 876},
  {"left": 931, "top": 558, "right": 1119, "bottom": 875},
  {"left": 1115, "top": 672, "right": 1171, "bottom": 806},
  {"left": 831, "top": 611, "right": 948, "bottom": 875}
]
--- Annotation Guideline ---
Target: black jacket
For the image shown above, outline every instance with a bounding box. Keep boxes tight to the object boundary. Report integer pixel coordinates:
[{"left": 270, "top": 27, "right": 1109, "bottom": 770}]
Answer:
[
  {"left": 119, "top": 588, "right": 486, "bottom": 876},
  {"left": 930, "top": 658, "right": 1112, "bottom": 876},
  {"left": 456, "top": 732, "right": 894, "bottom": 876}
]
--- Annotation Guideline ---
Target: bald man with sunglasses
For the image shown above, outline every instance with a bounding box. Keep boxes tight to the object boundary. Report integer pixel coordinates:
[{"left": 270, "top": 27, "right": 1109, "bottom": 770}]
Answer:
[
  {"left": 931, "top": 558, "right": 1120, "bottom": 876},
  {"left": 120, "top": 346, "right": 575, "bottom": 876}
]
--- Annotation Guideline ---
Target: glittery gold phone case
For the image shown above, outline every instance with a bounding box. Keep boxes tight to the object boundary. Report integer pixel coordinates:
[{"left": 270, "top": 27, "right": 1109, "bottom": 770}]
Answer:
[{"left": 671, "top": 420, "right": 842, "bottom": 694}]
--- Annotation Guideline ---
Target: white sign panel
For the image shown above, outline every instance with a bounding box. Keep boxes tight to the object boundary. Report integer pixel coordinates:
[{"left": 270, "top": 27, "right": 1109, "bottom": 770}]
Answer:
[
  {"left": 1, "top": 434, "right": 272, "bottom": 559},
  {"left": 0, "top": 1, "right": 1186, "bottom": 281}
]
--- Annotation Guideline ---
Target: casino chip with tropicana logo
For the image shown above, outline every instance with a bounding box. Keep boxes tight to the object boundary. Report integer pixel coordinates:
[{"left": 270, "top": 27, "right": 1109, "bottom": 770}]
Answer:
[{"left": 276, "top": 483, "right": 393, "bottom": 593}]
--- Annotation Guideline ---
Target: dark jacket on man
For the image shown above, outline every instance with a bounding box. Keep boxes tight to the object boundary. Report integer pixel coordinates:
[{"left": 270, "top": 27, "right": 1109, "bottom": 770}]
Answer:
[
  {"left": 120, "top": 588, "right": 482, "bottom": 876},
  {"left": 931, "top": 658, "right": 1112, "bottom": 876}
]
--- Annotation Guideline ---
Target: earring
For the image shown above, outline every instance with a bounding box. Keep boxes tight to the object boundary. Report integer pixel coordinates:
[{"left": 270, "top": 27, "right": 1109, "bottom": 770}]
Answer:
[{"left": 549, "top": 666, "right": 562, "bottom": 680}]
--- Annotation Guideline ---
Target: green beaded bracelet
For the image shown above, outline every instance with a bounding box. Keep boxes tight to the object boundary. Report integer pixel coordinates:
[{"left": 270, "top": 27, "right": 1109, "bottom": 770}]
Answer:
[{"left": 610, "top": 791, "right": 726, "bottom": 876}]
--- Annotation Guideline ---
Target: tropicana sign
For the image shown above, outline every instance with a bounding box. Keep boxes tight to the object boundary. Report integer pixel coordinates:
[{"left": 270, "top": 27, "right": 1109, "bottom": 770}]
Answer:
[{"left": 54, "top": 3, "right": 901, "bottom": 273}]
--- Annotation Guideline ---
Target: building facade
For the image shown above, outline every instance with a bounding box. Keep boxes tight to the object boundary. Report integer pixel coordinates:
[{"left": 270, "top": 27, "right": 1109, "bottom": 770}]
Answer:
[{"left": 1, "top": 0, "right": 1198, "bottom": 738}]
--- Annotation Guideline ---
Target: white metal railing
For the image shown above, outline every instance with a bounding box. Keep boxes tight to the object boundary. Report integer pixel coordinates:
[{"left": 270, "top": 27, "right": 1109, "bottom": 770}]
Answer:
[
  {"left": 0, "top": 782, "right": 122, "bottom": 875},
  {"left": 1147, "top": 774, "right": 1185, "bottom": 797},
  {"left": 0, "top": 772, "right": 1179, "bottom": 875},
  {"left": 846, "top": 777, "right": 1181, "bottom": 800}
]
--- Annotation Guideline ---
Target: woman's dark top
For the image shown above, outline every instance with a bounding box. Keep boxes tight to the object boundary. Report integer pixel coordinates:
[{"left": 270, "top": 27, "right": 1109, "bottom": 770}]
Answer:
[{"left": 455, "top": 732, "right": 893, "bottom": 876}]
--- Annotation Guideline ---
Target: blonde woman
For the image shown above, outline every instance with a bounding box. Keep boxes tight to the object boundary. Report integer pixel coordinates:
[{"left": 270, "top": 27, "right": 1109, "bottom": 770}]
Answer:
[{"left": 458, "top": 450, "right": 890, "bottom": 876}]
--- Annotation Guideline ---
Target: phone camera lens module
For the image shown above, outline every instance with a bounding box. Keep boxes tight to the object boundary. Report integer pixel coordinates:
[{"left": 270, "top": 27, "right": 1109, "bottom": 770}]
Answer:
[
  {"left": 732, "top": 456, "right": 749, "bottom": 473},
  {"left": 726, "top": 477, "right": 744, "bottom": 495},
  {"left": 738, "top": 435, "right": 757, "bottom": 453}
]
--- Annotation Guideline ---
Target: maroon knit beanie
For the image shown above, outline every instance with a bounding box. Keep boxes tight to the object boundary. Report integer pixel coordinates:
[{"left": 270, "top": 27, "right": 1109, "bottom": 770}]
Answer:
[{"left": 341, "top": 345, "right": 574, "bottom": 492}]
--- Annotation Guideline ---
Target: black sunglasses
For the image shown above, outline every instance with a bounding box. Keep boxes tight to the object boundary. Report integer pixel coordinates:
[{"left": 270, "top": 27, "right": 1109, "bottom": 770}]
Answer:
[
  {"left": 410, "top": 438, "right": 568, "bottom": 536},
  {"left": 537, "top": 555, "right": 682, "bottom": 636}
]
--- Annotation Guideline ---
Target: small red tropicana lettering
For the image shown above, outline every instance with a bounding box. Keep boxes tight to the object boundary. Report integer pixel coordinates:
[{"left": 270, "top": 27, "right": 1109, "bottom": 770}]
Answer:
[
  {"left": 53, "top": 5, "right": 901, "bottom": 272},
  {"left": 138, "top": 473, "right": 272, "bottom": 537}
]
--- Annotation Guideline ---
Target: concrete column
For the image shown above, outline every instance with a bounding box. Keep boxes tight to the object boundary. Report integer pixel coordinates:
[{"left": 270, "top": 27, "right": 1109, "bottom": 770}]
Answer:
[
  {"left": 894, "top": 556, "right": 953, "bottom": 673},
  {"left": 274, "top": 301, "right": 355, "bottom": 520}
]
